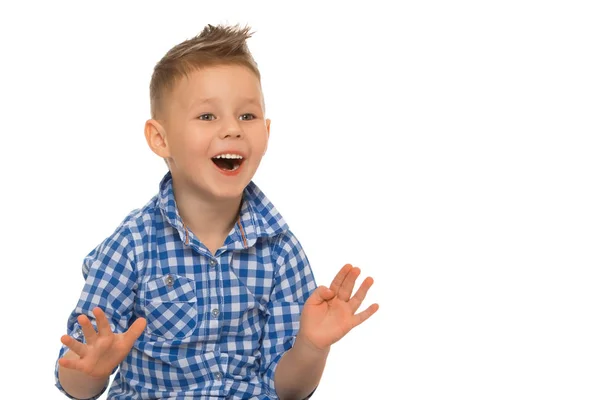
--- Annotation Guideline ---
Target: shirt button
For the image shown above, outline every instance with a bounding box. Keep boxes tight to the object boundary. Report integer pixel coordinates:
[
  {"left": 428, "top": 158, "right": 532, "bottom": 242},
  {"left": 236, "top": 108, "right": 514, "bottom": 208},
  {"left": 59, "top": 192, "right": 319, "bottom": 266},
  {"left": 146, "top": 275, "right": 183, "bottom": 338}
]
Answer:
[
  {"left": 76, "top": 328, "right": 83, "bottom": 337},
  {"left": 209, "top": 259, "right": 217, "bottom": 268},
  {"left": 215, "top": 372, "right": 222, "bottom": 380},
  {"left": 211, "top": 308, "right": 220, "bottom": 318},
  {"left": 165, "top": 274, "right": 174, "bottom": 287}
]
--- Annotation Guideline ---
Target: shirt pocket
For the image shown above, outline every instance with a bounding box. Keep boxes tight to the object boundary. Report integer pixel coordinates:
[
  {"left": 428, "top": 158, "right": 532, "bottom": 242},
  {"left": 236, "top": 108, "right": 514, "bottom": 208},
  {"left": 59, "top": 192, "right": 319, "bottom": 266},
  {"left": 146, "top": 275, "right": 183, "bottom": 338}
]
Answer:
[{"left": 142, "top": 274, "right": 198, "bottom": 340}]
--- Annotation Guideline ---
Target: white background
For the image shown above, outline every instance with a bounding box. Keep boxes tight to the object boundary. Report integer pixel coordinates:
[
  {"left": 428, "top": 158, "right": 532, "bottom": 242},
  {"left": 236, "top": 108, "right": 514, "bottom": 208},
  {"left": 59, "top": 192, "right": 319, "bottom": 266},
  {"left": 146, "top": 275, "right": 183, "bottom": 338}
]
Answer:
[{"left": 1, "top": 0, "right": 599, "bottom": 399}]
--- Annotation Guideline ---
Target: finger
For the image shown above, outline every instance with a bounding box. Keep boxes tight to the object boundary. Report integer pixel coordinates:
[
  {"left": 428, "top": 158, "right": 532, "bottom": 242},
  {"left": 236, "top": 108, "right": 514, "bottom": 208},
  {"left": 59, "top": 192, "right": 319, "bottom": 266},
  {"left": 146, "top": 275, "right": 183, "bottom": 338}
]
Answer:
[
  {"left": 329, "top": 264, "right": 353, "bottom": 294},
  {"left": 78, "top": 314, "right": 97, "bottom": 345},
  {"left": 337, "top": 267, "right": 360, "bottom": 302},
  {"left": 93, "top": 307, "right": 113, "bottom": 336},
  {"left": 348, "top": 277, "right": 374, "bottom": 313},
  {"left": 351, "top": 303, "right": 379, "bottom": 329},
  {"left": 315, "top": 286, "right": 335, "bottom": 301},
  {"left": 124, "top": 318, "right": 147, "bottom": 346},
  {"left": 58, "top": 356, "right": 80, "bottom": 371},
  {"left": 305, "top": 286, "right": 335, "bottom": 305},
  {"left": 60, "top": 335, "right": 87, "bottom": 357}
]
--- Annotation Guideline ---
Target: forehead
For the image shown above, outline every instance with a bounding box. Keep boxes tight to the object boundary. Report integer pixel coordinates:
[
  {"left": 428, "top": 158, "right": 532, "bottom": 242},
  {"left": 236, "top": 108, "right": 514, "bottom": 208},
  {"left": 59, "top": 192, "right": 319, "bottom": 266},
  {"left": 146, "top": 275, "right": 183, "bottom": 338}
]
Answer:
[{"left": 171, "top": 64, "right": 264, "bottom": 109}]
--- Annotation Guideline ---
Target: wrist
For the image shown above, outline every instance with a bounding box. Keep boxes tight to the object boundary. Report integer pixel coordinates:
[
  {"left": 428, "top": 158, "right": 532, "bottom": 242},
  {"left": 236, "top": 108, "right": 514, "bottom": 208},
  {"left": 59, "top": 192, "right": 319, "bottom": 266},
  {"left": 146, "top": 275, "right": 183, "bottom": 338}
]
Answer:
[
  {"left": 294, "top": 333, "right": 331, "bottom": 356},
  {"left": 62, "top": 350, "right": 111, "bottom": 381}
]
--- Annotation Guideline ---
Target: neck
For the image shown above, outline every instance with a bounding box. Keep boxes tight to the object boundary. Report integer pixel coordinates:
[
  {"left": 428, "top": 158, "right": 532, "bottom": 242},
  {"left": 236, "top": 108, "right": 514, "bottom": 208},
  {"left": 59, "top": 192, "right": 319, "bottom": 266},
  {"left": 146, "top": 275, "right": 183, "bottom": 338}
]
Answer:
[{"left": 172, "top": 180, "right": 243, "bottom": 243}]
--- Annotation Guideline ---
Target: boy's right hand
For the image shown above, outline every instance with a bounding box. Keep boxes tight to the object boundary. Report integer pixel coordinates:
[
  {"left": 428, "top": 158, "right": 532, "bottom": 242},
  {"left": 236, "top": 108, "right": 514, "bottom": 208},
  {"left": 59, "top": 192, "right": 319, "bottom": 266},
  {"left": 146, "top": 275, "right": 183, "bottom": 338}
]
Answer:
[{"left": 58, "top": 307, "right": 147, "bottom": 379}]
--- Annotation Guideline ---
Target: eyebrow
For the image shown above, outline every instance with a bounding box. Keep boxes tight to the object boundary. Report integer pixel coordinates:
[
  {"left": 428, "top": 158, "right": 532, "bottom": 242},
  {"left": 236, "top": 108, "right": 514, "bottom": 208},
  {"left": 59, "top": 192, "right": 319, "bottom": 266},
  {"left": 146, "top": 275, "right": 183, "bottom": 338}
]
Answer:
[{"left": 189, "top": 97, "right": 263, "bottom": 109}]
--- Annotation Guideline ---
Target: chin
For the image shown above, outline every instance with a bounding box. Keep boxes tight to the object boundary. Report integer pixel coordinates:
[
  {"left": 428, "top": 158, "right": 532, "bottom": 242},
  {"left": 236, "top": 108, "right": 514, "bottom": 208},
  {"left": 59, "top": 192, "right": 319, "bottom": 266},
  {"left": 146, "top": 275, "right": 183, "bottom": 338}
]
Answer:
[{"left": 210, "top": 184, "right": 247, "bottom": 201}]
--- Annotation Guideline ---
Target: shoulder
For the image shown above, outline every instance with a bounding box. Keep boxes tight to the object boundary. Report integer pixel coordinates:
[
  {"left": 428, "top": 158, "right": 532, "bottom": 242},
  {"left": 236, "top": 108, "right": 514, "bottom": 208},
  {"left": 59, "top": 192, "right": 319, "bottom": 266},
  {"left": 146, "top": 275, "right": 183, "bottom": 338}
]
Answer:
[
  {"left": 242, "top": 181, "right": 310, "bottom": 257},
  {"left": 119, "top": 195, "right": 160, "bottom": 238},
  {"left": 269, "top": 228, "right": 317, "bottom": 300},
  {"left": 271, "top": 229, "right": 304, "bottom": 258},
  {"left": 111, "top": 194, "right": 160, "bottom": 242},
  {"left": 85, "top": 194, "right": 160, "bottom": 263},
  {"left": 243, "top": 180, "right": 289, "bottom": 238}
]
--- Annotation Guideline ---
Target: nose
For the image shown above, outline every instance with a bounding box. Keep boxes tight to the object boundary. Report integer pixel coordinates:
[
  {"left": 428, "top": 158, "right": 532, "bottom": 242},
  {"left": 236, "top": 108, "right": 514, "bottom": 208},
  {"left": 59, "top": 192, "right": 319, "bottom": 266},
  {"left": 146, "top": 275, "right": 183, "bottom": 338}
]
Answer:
[{"left": 220, "top": 117, "right": 243, "bottom": 139}]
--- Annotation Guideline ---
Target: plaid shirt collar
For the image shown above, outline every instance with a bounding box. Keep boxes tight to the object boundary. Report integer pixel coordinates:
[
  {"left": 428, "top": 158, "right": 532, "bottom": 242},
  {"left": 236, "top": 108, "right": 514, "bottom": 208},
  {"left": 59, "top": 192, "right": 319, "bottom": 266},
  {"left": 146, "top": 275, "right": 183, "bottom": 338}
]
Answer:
[{"left": 156, "top": 171, "right": 289, "bottom": 252}]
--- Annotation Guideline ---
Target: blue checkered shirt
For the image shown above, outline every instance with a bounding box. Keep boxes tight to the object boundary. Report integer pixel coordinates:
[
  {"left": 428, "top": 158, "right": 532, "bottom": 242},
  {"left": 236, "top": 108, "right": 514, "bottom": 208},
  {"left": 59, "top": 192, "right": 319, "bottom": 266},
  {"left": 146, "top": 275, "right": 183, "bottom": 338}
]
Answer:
[{"left": 55, "top": 172, "right": 317, "bottom": 399}]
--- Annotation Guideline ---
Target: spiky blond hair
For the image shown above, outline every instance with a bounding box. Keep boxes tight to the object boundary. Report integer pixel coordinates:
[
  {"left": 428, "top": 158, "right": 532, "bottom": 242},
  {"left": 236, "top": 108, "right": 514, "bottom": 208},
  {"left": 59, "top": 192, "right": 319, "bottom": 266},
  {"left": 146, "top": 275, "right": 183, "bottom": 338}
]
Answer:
[{"left": 149, "top": 24, "right": 261, "bottom": 119}]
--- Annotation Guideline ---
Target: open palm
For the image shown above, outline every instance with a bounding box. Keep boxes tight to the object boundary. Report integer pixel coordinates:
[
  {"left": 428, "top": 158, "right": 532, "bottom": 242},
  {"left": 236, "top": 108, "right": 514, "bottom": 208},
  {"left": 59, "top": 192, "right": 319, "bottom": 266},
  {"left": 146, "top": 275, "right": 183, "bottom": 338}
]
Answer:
[
  {"left": 58, "top": 307, "right": 147, "bottom": 379},
  {"left": 299, "top": 264, "right": 379, "bottom": 351}
]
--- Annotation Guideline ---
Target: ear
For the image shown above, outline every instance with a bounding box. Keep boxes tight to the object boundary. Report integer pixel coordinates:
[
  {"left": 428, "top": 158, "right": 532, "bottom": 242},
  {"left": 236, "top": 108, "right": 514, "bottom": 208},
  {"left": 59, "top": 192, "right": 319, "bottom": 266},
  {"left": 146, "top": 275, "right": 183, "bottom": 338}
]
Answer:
[
  {"left": 264, "top": 118, "right": 271, "bottom": 155},
  {"left": 144, "top": 119, "right": 170, "bottom": 158}
]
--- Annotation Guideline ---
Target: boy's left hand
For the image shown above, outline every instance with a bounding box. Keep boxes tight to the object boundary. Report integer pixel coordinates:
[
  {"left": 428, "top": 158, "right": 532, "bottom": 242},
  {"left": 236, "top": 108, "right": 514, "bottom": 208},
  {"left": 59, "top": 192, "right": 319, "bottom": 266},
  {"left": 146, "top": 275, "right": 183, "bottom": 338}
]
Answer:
[{"left": 297, "top": 264, "right": 379, "bottom": 351}]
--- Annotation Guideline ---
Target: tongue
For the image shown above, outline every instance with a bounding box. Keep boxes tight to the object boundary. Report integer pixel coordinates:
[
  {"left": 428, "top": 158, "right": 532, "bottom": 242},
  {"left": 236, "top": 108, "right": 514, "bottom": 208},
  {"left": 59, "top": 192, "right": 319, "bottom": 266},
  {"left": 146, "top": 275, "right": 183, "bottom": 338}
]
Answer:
[{"left": 213, "top": 158, "right": 234, "bottom": 170}]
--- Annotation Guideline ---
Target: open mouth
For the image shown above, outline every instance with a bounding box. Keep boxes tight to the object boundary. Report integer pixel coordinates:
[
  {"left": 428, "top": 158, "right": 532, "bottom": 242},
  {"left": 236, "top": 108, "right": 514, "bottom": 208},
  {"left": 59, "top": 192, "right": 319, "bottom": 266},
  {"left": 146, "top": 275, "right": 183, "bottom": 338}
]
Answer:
[{"left": 211, "top": 153, "right": 244, "bottom": 172}]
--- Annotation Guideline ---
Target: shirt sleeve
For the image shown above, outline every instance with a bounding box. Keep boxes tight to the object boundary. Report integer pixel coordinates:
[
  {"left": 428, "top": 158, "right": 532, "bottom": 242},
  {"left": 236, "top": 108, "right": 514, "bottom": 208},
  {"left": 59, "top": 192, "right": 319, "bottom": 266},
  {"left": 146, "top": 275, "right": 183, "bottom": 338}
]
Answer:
[
  {"left": 55, "top": 222, "right": 139, "bottom": 399},
  {"left": 259, "top": 230, "right": 318, "bottom": 399}
]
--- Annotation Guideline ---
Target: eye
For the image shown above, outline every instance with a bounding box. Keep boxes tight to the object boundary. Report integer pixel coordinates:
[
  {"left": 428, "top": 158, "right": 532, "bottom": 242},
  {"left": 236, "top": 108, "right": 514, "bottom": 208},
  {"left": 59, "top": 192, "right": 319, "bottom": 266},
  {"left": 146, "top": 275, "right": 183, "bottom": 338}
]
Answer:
[
  {"left": 239, "top": 113, "right": 256, "bottom": 121},
  {"left": 198, "top": 113, "right": 216, "bottom": 121}
]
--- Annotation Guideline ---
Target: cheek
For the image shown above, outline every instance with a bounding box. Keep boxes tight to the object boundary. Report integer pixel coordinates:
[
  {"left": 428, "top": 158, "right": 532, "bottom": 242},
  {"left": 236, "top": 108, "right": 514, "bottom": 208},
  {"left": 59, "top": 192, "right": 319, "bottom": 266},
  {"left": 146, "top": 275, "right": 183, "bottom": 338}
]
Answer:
[
  {"left": 174, "top": 133, "right": 210, "bottom": 156},
  {"left": 256, "top": 131, "right": 269, "bottom": 153},
  {"left": 253, "top": 143, "right": 268, "bottom": 161},
  {"left": 261, "top": 139, "right": 269, "bottom": 156}
]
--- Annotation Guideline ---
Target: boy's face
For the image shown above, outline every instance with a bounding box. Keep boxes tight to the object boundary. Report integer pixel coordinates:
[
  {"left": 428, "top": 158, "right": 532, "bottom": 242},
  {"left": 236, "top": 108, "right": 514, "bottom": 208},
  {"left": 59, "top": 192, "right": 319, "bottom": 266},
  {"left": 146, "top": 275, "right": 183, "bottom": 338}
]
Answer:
[{"left": 147, "top": 64, "right": 270, "bottom": 201}]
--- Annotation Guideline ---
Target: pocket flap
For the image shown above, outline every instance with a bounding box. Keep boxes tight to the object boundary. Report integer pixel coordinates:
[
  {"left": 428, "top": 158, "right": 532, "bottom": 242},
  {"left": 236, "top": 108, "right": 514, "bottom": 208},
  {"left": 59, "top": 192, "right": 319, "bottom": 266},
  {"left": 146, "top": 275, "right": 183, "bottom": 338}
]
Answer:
[{"left": 144, "top": 274, "right": 196, "bottom": 303}]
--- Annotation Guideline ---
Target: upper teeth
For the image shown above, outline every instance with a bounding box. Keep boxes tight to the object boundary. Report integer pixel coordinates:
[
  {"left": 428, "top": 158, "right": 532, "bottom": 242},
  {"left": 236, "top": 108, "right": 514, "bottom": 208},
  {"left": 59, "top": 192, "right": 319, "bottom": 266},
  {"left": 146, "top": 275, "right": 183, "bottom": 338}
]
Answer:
[{"left": 213, "top": 154, "right": 243, "bottom": 159}]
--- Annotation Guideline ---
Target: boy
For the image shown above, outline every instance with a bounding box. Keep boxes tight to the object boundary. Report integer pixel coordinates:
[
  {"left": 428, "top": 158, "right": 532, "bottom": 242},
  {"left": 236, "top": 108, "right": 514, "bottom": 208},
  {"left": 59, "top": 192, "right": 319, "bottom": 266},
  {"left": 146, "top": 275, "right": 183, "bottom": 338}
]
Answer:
[{"left": 55, "top": 24, "right": 378, "bottom": 400}]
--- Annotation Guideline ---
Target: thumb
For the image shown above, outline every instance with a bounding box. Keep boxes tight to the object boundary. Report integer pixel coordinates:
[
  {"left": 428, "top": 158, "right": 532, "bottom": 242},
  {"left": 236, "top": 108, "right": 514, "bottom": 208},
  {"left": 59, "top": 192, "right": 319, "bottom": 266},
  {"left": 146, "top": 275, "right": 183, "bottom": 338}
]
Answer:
[
  {"left": 308, "top": 286, "right": 335, "bottom": 304},
  {"left": 124, "top": 317, "right": 147, "bottom": 345}
]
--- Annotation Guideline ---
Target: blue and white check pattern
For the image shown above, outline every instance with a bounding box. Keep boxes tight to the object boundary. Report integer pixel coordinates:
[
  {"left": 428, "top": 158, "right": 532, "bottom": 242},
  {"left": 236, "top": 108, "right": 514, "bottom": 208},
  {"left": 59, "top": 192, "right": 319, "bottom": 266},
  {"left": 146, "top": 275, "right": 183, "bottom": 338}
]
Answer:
[{"left": 55, "top": 172, "right": 317, "bottom": 399}]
